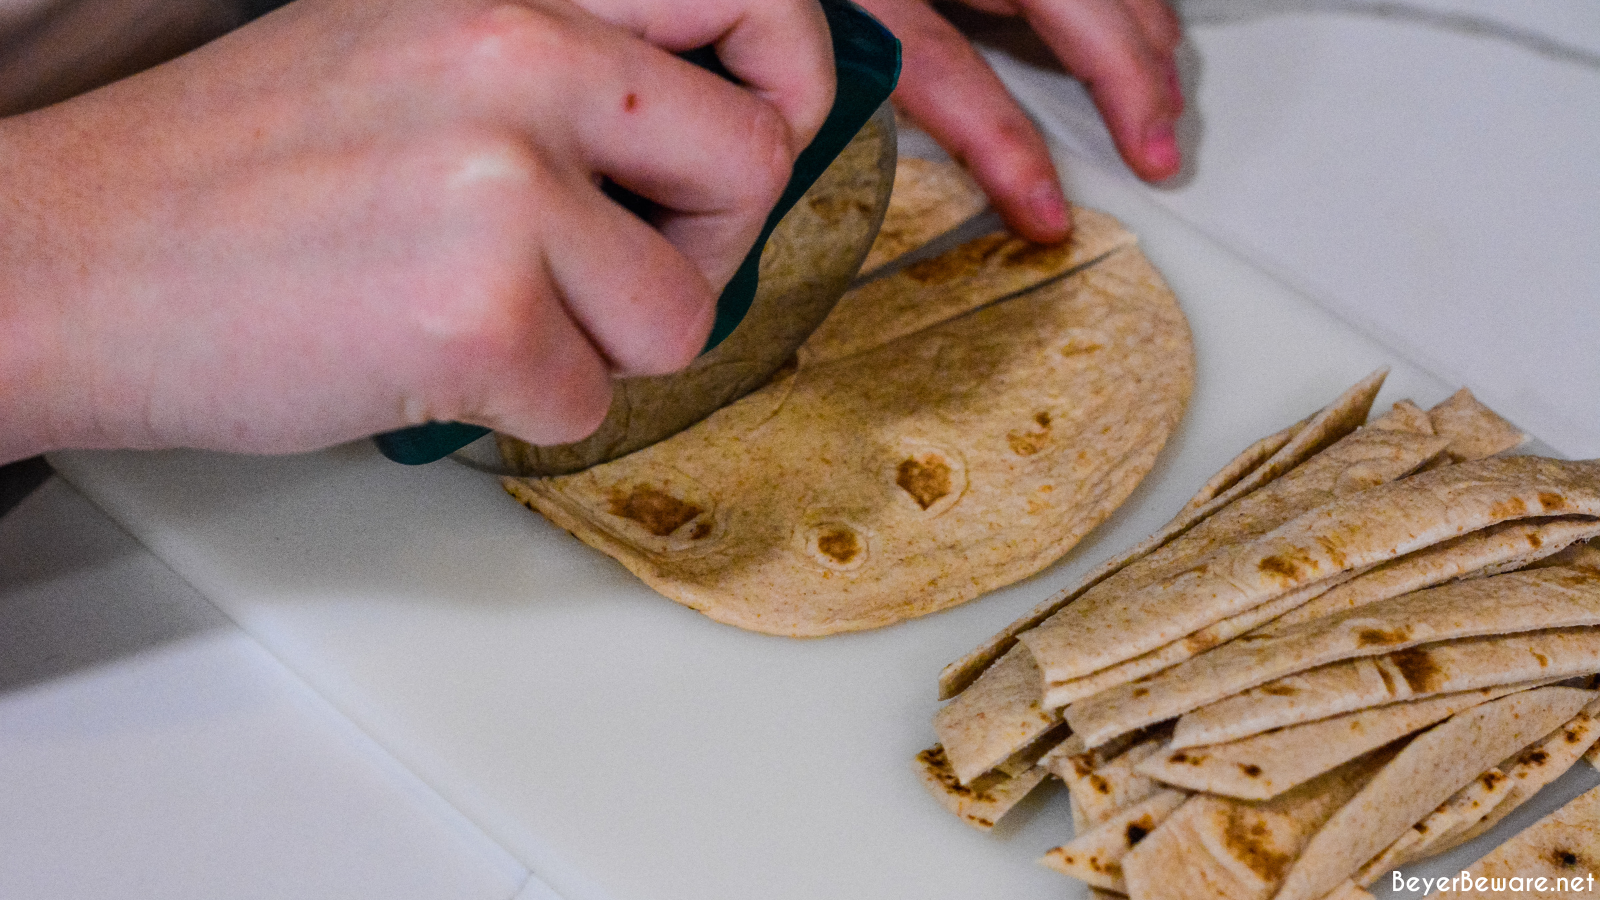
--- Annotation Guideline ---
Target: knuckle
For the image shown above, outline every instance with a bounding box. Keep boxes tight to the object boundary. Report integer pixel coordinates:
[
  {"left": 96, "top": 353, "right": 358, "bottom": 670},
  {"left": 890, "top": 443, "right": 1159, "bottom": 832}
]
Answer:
[{"left": 732, "top": 102, "right": 793, "bottom": 209}]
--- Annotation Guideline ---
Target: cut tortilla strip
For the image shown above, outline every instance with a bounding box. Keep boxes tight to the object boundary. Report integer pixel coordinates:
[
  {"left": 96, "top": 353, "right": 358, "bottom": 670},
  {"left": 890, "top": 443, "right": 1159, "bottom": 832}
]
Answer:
[
  {"left": 1428, "top": 697, "right": 1600, "bottom": 852},
  {"left": 1425, "top": 783, "right": 1600, "bottom": 898},
  {"left": 1273, "top": 686, "right": 1596, "bottom": 900},
  {"left": 1265, "top": 517, "right": 1600, "bottom": 633},
  {"left": 858, "top": 157, "right": 988, "bottom": 276},
  {"left": 1139, "top": 683, "right": 1539, "bottom": 800},
  {"left": 935, "top": 370, "right": 1385, "bottom": 700},
  {"left": 1352, "top": 767, "right": 1515, "bottom": 887},
  {"left": 911, "top": 744, "right": 1049, "bottom": 831},
  {"left": 1370, "top": 399, "right": 1435, "bottom": 435},
  {"left": 1046, "top": 729, "right": 1168, "bottom": 826},
  {"left": 1428, "top": 387, "right": 1527, "bottom": 464},
  {"left": 1039, "top": 788, "right": 1189, "bottom": 892},
  {"left": 1028, "top": 456, "right": 1600, "bottom": 696},
  {"left": 1120, "top": 746, "right": 1398, "bottom": 900},
  {"left": 935, "top": 645, "right": 1059, "bottom": 784},
  {"left": 800, "top": 206, "right": 1134, "bottom": 366},
  {"left": 1068, "top": 563, "right": 1600, "bottom": 748},
  {"left": 1173, "top": 627, "right": 1600, "bottom": 748},
  {"left": 508, "top": 238, "right": 1192, "bottom": 637}
]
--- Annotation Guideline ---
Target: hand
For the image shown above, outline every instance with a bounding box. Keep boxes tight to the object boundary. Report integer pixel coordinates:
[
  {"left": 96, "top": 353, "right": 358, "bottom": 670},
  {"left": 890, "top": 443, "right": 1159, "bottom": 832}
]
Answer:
[
  {"left": 854, "top": 0, "right": 1183, "bottom": 243},
  {"left": 0, "top": 0, "right": 834, "bottom": 463}
]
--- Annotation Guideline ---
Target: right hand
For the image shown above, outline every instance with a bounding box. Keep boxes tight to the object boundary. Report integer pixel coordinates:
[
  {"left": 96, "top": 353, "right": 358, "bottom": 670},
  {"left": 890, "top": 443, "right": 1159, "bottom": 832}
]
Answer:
[{"left": 0, "top": 0, "right": 835, "bottom": 463}]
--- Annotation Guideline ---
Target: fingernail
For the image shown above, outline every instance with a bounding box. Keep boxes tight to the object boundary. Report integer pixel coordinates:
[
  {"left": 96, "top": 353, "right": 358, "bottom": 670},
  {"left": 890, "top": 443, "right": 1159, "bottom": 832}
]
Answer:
[
  {"left": 1030, "top": 182, "right": 1070, "bottom": 236},
  {"left": 1144, "top": 122, "right": 1181, "bottom": 177}
]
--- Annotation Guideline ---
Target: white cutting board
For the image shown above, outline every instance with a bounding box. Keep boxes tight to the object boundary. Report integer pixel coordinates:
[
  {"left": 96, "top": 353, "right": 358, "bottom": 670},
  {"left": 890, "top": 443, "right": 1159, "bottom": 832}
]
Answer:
[{"left": 50, "top": 150, "right": 1596, "bottom": 900}]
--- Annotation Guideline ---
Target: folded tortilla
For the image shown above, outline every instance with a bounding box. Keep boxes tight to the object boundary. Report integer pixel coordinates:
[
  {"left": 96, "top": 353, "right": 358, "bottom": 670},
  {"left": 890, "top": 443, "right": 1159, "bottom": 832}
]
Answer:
[
  {"left": 1173, "top": 627, "right": 1600, "bottom": 748},
  {"left": 1273, "top": 686, "right": 1596, "bottom": 900},
  {"left": 1138, "top": 683, "right": 1540, "bottom": 800},
  {"left": 1426, "top": 783, "right": 1600, "bottom": 898},
  {"left": 1069, "top": 564, "right": 1600, "bottom": 747},
  {"left": 1028, "top": 457, "right": 1600, "bottom": 696},
  {"left": 934, "top": 371, "right": 1384, "bottom": 700}
]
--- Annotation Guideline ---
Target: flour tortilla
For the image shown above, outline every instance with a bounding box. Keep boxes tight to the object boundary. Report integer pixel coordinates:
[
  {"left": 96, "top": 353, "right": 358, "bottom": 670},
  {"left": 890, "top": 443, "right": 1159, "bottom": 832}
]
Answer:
[
  {"left": 1120, "top": 746, "right": 1398, "bottom": 900},
  {"left": 1352, "top": 767, "right": 1515, "bottom": 887},
  {"left": 1046, "top": 729, "right": 1168, "bottom": 825},
  {"left": 1428, "top": 387, "right": 1527, "bottom": 464},
  {"left": 1039, "top": 788, "right": 1189, "bottom": 891},
  {"left": 1431, "top": 697, "right": 1600, "bottom": 852},
  {"left": 507, "top": 235, "right": 1193, "bottom": 636},
  {"left": 1427, "top": 783, "right": 1600, "bottom": 898},
  {"left": 911, "top": 744, "right": 1048, "bottom": 831},
  {"left": 1173, "top": 627, "right": 1600, "bottom": 748},
  {"left": 858, "top": 158, "right": 988, "bottom": 276},
  {"left": 1273, "top": 686, "right": 1596, "bottom": 900},
  {"left": 1265, "top": 517, "right": 1600, "bottom": 633},
  {"left": 934, "top": 645, "right": 1059, "bottom": 784},
  {"left": 1139, "top": 683, "right": 1539, "bottom": 800},
  {"left": 1070, "top": 565, "right": 1600, "bottom": 747},
  {"left": 1027, "top": 457, "right": 1600, "bottom": 696},
  {"left": 935, "top": 370, "right": 1384, "bottom": 700}
]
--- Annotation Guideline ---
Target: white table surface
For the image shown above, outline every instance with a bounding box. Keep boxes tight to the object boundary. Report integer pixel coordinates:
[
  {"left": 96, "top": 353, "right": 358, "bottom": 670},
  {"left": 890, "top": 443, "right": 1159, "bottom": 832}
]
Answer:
[{"left": 7, "top": 3, "right": 1598, "bottom": 898}]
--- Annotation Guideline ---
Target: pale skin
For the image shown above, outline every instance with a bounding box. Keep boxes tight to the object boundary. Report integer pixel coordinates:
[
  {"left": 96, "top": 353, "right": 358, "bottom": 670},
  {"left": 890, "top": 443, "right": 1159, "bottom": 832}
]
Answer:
[{"left": 0, "top": 0, "right": 1181, "bottom": 465}]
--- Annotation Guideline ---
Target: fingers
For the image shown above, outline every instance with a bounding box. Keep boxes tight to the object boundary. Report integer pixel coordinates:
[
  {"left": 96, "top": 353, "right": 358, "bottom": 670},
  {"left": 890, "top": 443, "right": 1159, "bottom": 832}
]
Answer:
[
  {"left": 858, "top": 0, "right": 1071, "bottom": 243},
  {"left": 1019, "top": 0, "right": 1183, "bottom": 181}
]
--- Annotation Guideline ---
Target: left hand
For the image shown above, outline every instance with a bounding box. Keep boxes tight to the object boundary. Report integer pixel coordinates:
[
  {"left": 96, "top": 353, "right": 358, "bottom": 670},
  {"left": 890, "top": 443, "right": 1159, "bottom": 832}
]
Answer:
[{"left": 854, "top": 0, "right": 1183, "bottom": 243}]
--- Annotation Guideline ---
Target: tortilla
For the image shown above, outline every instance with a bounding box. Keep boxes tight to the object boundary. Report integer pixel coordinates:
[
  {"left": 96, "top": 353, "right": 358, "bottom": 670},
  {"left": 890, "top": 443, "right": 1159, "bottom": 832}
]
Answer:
[
  {"left": 1352, "top": 767, "right": 1514, "bottom": 886},
  {"left": 1173, "top": 626, "right": 1600, "bottom": 748},
  {"left": 1139, "top": 683, "right": 1539, "bottom": 800},
  {"left": 799, "top": 207, "right": 1135, "bottom": 366},
  {"left": 1026, "top": 457, "right": 1600, "bottom": 697},
  {"left": 1046, "top": 729, "right": 1168, "bottom": 825},
  {"left": 1067, "top": 557, "right": 1600, "bottom": 749},
  {"left": 1370, "top": 399, "right": 1435, "bottom": 435},
  {"left": 1119, "top": 746, "right": 1398, "bottom": 900},
  {"left": 1426, "top": 783, "right": 1600, "bottom": 898},
  {"left": 1265, "top": 517, "right": 1600, "bottom": 633},
  {"left": 935, "top": 370, "right": 1385, "bottom": 700},
  {"left": 1039, "top": 788, "right": 1189, "bottom": 891},
  {"left": 858, "top": 157, "right": 988, "bottom": 275},
  {"left": 935, "top": 644, "right": 1059, "bottom": 784},
  {"left": 1272, "top": 686, "right": 1596, "bottom": 900},
  {"left": 1324, "top": 882, "right": 1376, "bottom": 900},
  {"left": 911, "top": 744, "right": 1048, "bottom": 832},
  {"left": 506, "top": 233, "right": 1193, "bottom": 636},
  {"left": 1428, "top": 387, "right": 1527, "bottom": 464},
  {"left": 1429, "top": 697, "right": 1600, "bottom": 852}
]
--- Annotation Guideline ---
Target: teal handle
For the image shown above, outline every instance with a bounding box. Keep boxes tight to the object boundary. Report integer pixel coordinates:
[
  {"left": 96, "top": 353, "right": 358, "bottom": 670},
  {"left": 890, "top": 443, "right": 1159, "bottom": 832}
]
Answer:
[{"left": 376, "top": 0, "right": 901, "bottom": 465}]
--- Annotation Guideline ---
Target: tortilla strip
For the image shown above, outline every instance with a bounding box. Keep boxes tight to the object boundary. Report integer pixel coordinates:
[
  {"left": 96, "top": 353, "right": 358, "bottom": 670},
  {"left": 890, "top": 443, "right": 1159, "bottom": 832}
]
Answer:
[
  {"left": 858, "top": 158, "right": 988, "bottom": 275},
  {"left": 1426, "top": 783, "right": 1600, "bottom": 899},
  {"left": 1120, "top": 746, "right": 1398, "bottom": 900},
  {"left": 1028, "top": 457, "right": 1600, "bottom": 694},
  {"left": 1069, "top": 565, "right": 1600, "bottom": 748},
  {"left": 934, "top": 645, "right": 1061, "bottom": 784},
  {"left": 1039, "top": 788, "right": 1189, "bottom": 891},
  {"left": 1173, "top": 627, "right": 1600, "bottom": 748},
  {"left": 1429, "top": 697, "right": 1600, "bottom": 852},
  {"left": 799, "top": 206, "right": 1134, "bottom": 366},
  {"left": 1047, "top": 730, "right": 1168, "bottom": 826},
  {"left": 1370, "top": 399, "right": 1435, "bottom": 435},
  {"left": 911, "top": 744, "right": 1049, "bottom": 832},
  {"left": 1428, "top": 387, "right": 1527, "bottom": 464},
  {"left": 1265, "top": 517, "right": 1600, "bottom": 633},
  {"left": 1352, "top": 768, "right": 1514, "bottom": 887},
  {"left": 935, "top": 370, "right": 1385, "bottom": 700},
  {"left": 1273, "top": 686, "right": 1597, "bottom": 900},
  {"left": 1044, "top": 570, "right": 1364, "bottom": 709},
  {"left": 1139, "top": 683, "right": 1539, "bottom": 800}
]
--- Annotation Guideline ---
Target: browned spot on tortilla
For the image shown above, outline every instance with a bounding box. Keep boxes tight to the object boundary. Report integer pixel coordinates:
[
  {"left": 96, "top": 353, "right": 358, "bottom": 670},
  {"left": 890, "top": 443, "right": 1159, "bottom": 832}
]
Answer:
[
  {"left": 897, "top": 454, "right": 953, "bottom": 509},
  {"left": 1008, "top": 429, "right": 1051, "bottom": 457},
  {"left": 1391, "top": 647, "right": 1442, "bottom": 692},
  {"left": 1491, "top": 497, "right": 1529, "bottom": 518},
  {"left": 1377, "top": 663, "right": 1398, "bottom": 696},
  {"left": 1534, "top": 651, "right": 1551, "bottom": 667},
  {"left": 1061, "top": 339, "right": 1104, "bottom": 357},
  {"left": 1359, "top": 626, "right": 1414, "bottom": 648},
  {"left": 1070, "top": 754, "right": 1096, "bottom": 778},
  {"left": 1000, "top": 239, "right": 1071, "bottom": 270},
  {"left": 1540, "top": 492, "right": 1569, "bottom": 511},
  {"left": 1521, "top": 748, "right": 1550, "bottom": 768},
  {"left": 1184, "top": 631, "right": 1224, "bottom": 653},
  {"left": 1481, "top": 770, "right": 1506, "bottom": 789},
  {"left": 1529, "top": 532, "right": 1544, "bottom": 549},
  {"left": 608, "top": 485, "right": 703, "bottom": 537},
  {"left": 688, "top": 521, "right": 713, "bottom": 541},
  {"left": 1132, "top": 687, "right": 1149, "bottom": 698},
  {"left": 1315, "top": 534, "right": 1350, "bottom": 569},
  {"left": 1239, "top": 763, "right": 1263, "bottom": 778},
  {"left": 1169, "top": 751, "right": 1190, "bottom": 764},
  {"left": 806, "top": 192, "right": 873, "bottom": 225},
  {"left": 1126, "top": 819, "right": 1153, "bottom": 846},
  {"left": 1089, "top": 774, "right": 1111, "bottom": 795},
  {"left": 1261, "top": 684, "right": 1298, "bottom": 696},
  {"left": 817, "top": 527, "right": 861, "bottom": 565},
  {"left": 1565, "top": 724, "right": 1586, "bottom": 743},
  {"left": 1554, "top": 849, "right": 1580, "bottom": 868},
  {"left": 1224, "top": 810, "right": 1294, "bottom": 882},
  {"left": 1259, "top": 547, "right": 1321, "bottom": 583},
  {"left": 903, "top": 232, "right": 1008, "bottom": 283}
]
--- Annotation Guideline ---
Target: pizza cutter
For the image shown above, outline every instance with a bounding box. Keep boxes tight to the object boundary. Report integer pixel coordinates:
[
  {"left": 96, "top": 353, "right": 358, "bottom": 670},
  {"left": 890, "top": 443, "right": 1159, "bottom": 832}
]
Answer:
[{"left": 374, "top": 0, "right": 901, "bottom": 473}]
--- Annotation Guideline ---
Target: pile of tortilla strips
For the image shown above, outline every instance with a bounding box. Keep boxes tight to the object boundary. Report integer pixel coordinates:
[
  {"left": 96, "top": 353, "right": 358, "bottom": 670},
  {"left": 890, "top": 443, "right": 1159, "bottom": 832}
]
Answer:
[{"left": 915, "top": 369, "right": 1600, "bottom": 900}]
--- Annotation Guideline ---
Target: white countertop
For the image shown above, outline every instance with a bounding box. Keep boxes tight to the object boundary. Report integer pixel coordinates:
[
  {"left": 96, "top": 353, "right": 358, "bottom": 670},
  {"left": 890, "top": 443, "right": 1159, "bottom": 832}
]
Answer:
[{"left": 6, "top": 3, "right": 1598, "bottom": 898}]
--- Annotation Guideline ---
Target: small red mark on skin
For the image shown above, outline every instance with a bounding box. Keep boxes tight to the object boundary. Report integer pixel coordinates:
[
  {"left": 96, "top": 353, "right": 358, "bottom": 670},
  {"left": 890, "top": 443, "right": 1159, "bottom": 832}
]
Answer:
[{"left": 624, "top": 92, "right": 638, "bottom": 112}]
